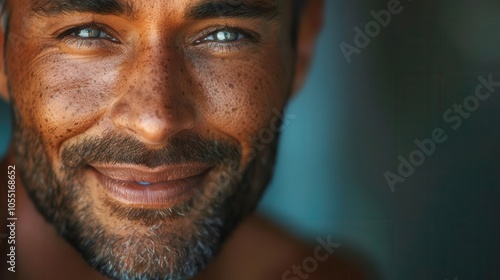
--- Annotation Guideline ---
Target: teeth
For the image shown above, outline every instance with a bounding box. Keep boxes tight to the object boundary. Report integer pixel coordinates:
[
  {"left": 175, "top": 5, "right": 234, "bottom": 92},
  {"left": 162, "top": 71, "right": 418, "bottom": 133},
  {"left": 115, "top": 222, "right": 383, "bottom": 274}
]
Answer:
[{"left": 137, "top": 182, "right": 153, "bottom": 186}]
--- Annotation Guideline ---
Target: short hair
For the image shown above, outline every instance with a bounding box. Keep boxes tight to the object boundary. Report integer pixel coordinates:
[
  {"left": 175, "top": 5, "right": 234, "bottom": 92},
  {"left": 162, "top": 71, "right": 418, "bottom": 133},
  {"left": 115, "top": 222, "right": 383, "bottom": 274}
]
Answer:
[
  {"left": 0, "top": 1, "right": 307, "bottom": 11},
  {"left": 294, "top": 0, "right": 308, "bottom": 11}
]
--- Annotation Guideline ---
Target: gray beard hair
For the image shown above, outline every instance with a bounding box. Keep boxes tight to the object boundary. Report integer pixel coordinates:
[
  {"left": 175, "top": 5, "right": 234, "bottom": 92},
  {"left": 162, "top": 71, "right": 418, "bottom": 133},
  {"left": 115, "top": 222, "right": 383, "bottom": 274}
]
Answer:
[{"left": 11, "top": 103, "right": 279, "bottom": 280}]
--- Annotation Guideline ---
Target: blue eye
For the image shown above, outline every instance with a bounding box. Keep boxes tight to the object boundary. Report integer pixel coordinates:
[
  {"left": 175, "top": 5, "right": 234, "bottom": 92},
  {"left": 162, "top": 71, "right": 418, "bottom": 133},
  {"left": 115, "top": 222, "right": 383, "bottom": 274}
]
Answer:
[
  {"left": 74, "top": 28, "right": 105, "bottom": 38},
  {"left": 59, "top": 24, "right": 121, "bottom": 51},
  {"left": 204, "top": 30, "right": 245, "bottom": 42},
  {"left": 70, "top": 27, "right": 118, "bottom": 42},
  {"left": 194, "top": 27, "right": 259, "bottom": 53}
]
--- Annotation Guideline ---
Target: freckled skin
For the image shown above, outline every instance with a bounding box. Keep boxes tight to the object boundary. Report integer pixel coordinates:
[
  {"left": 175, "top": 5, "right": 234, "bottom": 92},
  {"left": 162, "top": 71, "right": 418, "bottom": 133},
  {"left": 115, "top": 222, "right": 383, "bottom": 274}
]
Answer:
[
  {"left": 0, "top": 1, "right": 342, "bottom": 280},
  {"left": 8, "top": 0, "right": 293, "bottom": 151}
]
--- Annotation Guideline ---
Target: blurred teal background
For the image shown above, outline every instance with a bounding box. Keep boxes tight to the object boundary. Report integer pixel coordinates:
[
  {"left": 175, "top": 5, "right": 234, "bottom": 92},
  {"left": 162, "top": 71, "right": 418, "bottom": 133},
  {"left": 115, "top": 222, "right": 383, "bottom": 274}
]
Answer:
[
  {"left": 2, "top": 1, "right": 500, "bottom": 279},
  {"left": 259, "top": 0, "right": 500, "bottom": 279},
  {"left": 0, "top": 101, "right": 10, "bottom": 156}
]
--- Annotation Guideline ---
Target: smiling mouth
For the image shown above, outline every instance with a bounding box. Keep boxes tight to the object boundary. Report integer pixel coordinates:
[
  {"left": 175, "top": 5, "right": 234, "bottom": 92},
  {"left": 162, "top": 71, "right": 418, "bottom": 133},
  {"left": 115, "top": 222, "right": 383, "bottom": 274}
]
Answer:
[{"left": 90, "top": 163, "right": 212, "bottom": 208}]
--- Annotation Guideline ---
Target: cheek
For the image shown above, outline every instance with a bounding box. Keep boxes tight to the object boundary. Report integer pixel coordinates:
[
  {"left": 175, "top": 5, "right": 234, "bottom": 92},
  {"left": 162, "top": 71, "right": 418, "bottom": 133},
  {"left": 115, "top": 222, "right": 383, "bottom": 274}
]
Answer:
[
  {"left": 9, "top": 53, "right": 121, "bottom": 147},
  {"left": 192, "top": 53, "right": 290, "bottom": 150}
]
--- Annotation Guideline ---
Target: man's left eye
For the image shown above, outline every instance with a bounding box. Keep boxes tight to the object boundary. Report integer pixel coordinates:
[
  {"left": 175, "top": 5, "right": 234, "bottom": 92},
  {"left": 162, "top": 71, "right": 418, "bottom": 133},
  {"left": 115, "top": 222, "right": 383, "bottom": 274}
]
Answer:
[{"left": 204, "top": 30, "right": 245, "bottom": 42}]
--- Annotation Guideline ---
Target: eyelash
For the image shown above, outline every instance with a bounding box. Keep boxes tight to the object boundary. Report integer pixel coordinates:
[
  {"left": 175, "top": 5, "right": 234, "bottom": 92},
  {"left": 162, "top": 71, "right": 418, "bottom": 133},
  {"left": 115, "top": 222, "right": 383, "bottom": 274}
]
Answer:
[
  {"left": 58, "top": 22, "right": 119, "bottom": 51},
  {"left": 194, "top": 25, "right": 260, "bottom": 53},
  {"left": 58, "top": 23, "right": 260, "bottom": 53}
]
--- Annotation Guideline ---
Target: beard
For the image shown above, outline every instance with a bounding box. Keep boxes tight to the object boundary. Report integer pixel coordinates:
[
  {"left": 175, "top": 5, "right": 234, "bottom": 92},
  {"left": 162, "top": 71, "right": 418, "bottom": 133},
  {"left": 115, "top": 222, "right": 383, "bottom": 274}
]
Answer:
[{"left": 12, "top": 105, "right": 279, "bottom": 280}]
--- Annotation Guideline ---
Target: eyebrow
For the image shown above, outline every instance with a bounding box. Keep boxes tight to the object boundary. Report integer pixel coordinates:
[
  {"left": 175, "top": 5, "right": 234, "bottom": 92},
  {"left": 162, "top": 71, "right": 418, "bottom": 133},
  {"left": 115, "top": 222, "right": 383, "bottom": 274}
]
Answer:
[
  {"left": 31, "top": 0, "right": 279, "bottom": 21},
  {"left": 186, "top": 0, "right": 280, "bottom": 20},
  {"left": 31, "top": 0, "right": 135, "bottom": 17}
]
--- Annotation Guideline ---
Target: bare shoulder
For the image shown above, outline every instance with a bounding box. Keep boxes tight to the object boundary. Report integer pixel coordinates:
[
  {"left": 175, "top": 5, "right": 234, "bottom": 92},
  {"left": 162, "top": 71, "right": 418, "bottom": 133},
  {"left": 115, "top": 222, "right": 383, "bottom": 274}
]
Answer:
[{"left": 198, "top": 214, "right": 379, "bottom": 280}]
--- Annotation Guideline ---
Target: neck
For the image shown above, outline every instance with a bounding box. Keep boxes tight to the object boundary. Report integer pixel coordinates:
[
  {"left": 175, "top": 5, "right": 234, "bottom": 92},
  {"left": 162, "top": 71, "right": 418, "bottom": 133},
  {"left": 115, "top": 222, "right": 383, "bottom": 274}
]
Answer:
[
  {"left": 1, "top": 148, "right": 300, "bottom": 280},
  {"left": 0, "top": 151, "right": 229, "bottom": 280}
]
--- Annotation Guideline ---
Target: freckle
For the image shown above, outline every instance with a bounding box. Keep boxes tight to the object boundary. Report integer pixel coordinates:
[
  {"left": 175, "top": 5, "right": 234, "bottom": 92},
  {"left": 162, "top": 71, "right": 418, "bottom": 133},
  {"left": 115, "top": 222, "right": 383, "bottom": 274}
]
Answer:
[{"left": 66, "top": 129, "right": 72, "bottom": 132}]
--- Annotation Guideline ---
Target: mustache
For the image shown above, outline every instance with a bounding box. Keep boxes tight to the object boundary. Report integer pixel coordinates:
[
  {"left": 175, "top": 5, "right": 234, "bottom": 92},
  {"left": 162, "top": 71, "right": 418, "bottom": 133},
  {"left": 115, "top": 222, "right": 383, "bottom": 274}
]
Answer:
[{"left": 60, "top": 131, "right": 241, "bottom": 169}]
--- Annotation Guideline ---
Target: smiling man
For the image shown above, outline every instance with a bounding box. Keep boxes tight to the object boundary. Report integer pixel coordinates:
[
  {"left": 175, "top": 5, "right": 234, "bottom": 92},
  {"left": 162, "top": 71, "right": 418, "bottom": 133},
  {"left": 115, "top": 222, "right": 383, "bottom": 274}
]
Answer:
[{"left": 0, "top": 0, "right": 366, "bottom": 279}]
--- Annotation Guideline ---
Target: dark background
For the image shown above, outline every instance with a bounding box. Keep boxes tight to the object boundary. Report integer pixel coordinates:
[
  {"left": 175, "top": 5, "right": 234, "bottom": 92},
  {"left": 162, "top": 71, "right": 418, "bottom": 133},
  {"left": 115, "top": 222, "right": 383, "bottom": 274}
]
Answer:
[
  {"left": 259, "top": 0, "right": 500, "bottom": 279},
  {"left": 1, "top": 1, "right": 500, "bottom": 279}
]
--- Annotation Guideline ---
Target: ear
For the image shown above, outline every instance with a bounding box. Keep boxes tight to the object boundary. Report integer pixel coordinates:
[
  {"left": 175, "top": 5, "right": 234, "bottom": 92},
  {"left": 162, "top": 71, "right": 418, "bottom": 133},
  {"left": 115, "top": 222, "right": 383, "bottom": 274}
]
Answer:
[
  {"left": 0, "top": 8, "right": 9, "bottom": 102},
  {"left": 292, "top": 0, "right": 325, "bottom": 94}
]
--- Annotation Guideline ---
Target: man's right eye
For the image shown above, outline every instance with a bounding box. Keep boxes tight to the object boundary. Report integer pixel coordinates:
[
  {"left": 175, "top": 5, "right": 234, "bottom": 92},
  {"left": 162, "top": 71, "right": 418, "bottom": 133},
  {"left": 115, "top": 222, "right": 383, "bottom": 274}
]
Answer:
[
  {"left": 73, "top": 28, "right": 108, "bottom": 39},
  {"left": 58, "top": 23, "right": 119, "bottom": 43},
  {"left": 70, "top": 27, "right": 118, "bottom": 42},
  {"left": 58, "top": 24, "right": 121, "bottom": 50}
]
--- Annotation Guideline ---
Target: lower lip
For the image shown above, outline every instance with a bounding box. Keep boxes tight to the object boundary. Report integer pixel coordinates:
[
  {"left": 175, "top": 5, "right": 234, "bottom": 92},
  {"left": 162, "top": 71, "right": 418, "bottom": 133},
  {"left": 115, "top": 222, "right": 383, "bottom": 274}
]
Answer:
[{"left": 90, "top": 168, "right": 209, "bottom": 208}]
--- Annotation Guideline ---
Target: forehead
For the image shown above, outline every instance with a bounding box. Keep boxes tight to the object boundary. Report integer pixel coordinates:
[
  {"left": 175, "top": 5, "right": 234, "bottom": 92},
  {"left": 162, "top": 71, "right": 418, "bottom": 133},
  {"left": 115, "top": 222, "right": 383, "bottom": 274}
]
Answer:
[
  {"left": 29, "top": 0, "right": 280, "bottom": 7},
  {"left": 13, "top": 0, "right": 286, "bottom": 19}
]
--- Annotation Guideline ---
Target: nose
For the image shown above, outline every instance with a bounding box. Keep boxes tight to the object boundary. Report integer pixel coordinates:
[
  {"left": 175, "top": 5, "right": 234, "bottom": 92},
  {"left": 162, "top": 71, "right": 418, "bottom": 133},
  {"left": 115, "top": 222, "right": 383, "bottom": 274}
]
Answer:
[{"left": 111, "top": 47, "right": 196, "bottom": 146}]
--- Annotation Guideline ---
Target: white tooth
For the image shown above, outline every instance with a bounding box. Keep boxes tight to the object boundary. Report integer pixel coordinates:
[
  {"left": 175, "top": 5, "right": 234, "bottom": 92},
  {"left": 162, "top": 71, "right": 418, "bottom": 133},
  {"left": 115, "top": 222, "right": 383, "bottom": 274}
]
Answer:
[{"left": 138, "top": 182, "right": 152, "bottom": 186}]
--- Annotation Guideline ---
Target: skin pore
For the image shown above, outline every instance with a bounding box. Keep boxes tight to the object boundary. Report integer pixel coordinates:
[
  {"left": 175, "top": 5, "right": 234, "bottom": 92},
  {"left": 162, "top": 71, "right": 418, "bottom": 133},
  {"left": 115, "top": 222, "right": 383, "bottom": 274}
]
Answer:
[{"left": 0, "top": 0, "right": 364, "bottom": 280}]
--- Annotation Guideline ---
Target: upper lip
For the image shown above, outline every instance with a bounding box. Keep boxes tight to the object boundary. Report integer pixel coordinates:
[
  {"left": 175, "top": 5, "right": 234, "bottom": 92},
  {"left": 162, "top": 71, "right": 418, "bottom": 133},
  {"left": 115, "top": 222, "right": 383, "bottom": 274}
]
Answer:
[{"left": 90, "top": 163, "right": 211, "bottom": 183}]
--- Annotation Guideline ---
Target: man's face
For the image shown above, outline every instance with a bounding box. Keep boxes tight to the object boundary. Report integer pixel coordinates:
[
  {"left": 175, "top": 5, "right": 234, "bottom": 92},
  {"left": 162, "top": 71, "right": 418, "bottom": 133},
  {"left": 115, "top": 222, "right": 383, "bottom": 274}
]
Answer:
[{"left": 4, "top": 0, "right": 296, "bottom": 279}]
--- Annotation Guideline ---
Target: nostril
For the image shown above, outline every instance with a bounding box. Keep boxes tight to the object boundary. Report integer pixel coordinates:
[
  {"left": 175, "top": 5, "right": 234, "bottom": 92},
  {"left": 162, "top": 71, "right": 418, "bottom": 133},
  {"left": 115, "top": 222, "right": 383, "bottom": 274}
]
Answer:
[{"left": 110, "top": 89, "right": 196, "bottom": 146}]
